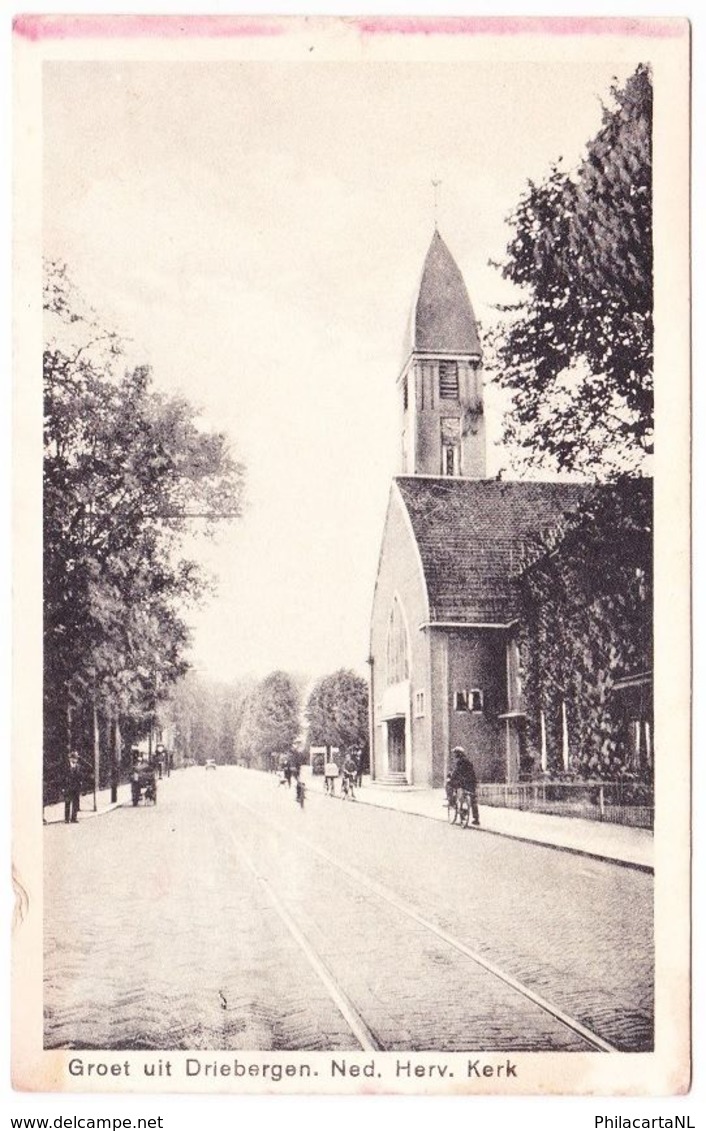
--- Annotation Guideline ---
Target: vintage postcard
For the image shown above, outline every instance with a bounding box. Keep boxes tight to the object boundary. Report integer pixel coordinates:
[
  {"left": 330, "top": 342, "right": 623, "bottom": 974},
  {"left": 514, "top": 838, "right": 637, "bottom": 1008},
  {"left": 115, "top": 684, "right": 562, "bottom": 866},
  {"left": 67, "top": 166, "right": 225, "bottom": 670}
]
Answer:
[{"left": 12, "top": 15, "right": 690, "bottom": 1096}]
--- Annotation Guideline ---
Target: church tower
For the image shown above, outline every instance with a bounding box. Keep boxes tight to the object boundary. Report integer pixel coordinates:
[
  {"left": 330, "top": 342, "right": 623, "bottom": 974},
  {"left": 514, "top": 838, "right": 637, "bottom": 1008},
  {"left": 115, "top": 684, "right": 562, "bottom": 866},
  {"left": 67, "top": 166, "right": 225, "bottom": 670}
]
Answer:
[{"left": 399, "top": 230, "right": 485, "bottom": 478}]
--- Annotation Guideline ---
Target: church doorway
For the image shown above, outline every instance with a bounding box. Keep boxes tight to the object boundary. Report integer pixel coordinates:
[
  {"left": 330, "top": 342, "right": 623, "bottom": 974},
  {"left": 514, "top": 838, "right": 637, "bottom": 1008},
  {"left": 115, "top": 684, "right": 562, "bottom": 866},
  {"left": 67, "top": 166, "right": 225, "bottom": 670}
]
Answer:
[{"left": 387, "top": 717, "right": 406, "bottom": 774}]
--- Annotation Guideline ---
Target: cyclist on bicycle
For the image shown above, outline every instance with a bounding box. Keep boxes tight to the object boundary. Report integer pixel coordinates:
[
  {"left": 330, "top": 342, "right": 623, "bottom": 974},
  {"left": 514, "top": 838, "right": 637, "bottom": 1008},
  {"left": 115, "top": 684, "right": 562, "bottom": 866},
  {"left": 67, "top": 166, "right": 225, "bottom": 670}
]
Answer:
[
  {"left": 447, "top": 746, "right": 480, "bottom": 826},
  {"left": 341, "top": 751, "right": 358, "bottom": 799}
]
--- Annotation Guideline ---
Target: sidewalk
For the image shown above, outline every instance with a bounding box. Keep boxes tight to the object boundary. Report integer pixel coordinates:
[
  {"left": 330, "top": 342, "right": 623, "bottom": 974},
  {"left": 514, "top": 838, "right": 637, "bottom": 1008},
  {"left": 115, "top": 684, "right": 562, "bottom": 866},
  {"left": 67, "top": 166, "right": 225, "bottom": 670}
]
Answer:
[
  {"left": 43, "top": 782, "right": 132, "bottom": 825},
  {"left": 43, "top": 771, "right": 654, "bottom": 872},
  {"left": 307, "top": 774, "right": 654, "bottom": 872}
]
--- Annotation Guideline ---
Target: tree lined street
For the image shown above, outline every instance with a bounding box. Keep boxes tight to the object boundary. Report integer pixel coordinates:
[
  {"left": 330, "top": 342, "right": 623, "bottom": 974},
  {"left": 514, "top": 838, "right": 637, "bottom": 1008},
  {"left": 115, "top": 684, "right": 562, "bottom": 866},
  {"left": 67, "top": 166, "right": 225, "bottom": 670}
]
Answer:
[
  {"left": 43, "top": 263, "right": 245, "bottom": 801},
  {"left": 40, "top": 59, "right": 658, "bottom": 1067},
  {"left": 44, "top": 768, "right": 653, "bottom": 1052}
]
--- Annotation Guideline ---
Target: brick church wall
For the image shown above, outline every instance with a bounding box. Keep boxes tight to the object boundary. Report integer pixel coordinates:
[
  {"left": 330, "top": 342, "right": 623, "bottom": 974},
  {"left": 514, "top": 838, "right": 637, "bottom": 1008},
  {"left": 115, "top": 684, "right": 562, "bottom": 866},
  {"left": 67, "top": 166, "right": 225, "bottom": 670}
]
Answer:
[
  {"left": 369, "top": 486, "right": 431, "bottom": 784},
  {"left": 446, "top": 629, "right": 507, "bottom": 782}
]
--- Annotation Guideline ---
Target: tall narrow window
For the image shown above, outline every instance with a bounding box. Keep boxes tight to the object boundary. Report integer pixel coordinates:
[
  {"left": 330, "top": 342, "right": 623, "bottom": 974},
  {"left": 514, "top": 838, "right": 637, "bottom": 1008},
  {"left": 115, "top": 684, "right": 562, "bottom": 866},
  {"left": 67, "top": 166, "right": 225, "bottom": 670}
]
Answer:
[
  {"left": 402, "top": 377, "right": 408, "bottom": 411},
  {"left": 507, "top": 641, "right": 522, "bottom": 709},
  {"left": 442, "top": 444, "right": 459, "bottom": 477},
  {"left": 386, "top": 597, "right": 409, "bottom": 686},
  {"left": 441, "top": 417, "right": 461, "bottom": 477},
  {"left": 644, "top": 722, "right": 652, "bottom": 768},
  {"left": 439, "top": 360, "right": 459, "bottom": 399}
]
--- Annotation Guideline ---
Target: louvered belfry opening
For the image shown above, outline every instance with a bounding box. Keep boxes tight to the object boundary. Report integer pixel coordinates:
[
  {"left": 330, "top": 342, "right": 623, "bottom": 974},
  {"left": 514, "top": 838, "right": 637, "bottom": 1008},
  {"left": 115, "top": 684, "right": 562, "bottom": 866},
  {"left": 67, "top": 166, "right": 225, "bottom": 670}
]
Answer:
[{"left": 439, "top": 359, "right": 459, "bottom": 399}]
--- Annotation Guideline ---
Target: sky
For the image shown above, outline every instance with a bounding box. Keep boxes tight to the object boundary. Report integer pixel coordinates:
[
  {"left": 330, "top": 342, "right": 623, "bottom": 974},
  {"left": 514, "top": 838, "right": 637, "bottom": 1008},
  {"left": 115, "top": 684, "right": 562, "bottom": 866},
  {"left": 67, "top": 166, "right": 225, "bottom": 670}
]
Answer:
[{"left": 43, "top": 50, "right": 648, "bottom": 683}]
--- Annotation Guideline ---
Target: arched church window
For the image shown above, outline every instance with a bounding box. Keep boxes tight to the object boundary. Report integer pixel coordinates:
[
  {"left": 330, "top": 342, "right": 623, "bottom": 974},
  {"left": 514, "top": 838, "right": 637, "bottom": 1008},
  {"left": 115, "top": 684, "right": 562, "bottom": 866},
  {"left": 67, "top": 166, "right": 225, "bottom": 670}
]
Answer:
[{"left": 386, "top": 597, "right": 409, "bottom": 685}]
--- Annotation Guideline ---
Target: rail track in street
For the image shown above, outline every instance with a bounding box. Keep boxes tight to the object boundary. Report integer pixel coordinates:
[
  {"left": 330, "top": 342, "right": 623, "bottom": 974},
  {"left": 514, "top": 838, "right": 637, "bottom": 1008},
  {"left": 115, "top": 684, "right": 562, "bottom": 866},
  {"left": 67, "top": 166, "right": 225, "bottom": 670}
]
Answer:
[
  {"left": 44, "top": 768, "right": 652, "bottom": 1053},
  {"left": 204, "top": 781, "right": 619, "bottom": 1054}
]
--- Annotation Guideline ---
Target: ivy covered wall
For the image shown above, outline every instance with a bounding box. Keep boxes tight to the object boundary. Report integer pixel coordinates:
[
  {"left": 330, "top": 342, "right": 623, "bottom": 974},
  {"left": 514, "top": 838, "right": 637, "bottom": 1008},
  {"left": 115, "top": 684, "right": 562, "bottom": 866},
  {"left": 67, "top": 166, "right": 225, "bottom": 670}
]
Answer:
[{"left": 516, "top": 477, "right": 653, "bottom": 782}]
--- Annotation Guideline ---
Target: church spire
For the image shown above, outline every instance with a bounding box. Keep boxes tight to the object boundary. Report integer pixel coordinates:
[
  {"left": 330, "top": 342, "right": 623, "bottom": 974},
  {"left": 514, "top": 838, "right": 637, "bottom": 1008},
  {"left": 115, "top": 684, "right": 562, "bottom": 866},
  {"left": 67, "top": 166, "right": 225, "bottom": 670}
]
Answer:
[
  {"left": 398, "top": 229, "right": 486, "bottom": 480},
  {"left": 413, "top": 229, "right": 481, "bottom": 357}
]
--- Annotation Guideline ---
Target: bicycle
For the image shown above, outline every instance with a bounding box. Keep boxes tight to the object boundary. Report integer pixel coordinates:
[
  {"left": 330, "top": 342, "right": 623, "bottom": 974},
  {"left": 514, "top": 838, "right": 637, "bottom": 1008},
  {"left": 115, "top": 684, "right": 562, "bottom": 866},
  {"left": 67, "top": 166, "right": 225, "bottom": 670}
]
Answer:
[
  {"left": 341, "top": 771, "right": 356, "bottom": 801},
  {"left": 446, "top": 786, "right": 473, "bottom": 828}
]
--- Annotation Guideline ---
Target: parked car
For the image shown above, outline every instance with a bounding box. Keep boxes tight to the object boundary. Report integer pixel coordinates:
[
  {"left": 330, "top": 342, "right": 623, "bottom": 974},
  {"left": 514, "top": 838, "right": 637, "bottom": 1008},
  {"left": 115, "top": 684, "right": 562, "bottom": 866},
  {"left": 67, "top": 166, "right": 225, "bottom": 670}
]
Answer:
[{"left": 205, "top": 759, "right": 217, "bottom": 771}]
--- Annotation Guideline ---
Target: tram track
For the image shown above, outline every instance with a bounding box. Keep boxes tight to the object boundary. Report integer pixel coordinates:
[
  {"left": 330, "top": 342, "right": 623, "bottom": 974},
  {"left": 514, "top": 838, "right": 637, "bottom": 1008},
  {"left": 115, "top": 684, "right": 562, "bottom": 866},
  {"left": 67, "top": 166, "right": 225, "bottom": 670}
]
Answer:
[
  {"left": 206, "top": 795, "right": 384, "bottom": 1051},
  {"left": 204, "top": 780, "right": 618, "bottom": 1054}
]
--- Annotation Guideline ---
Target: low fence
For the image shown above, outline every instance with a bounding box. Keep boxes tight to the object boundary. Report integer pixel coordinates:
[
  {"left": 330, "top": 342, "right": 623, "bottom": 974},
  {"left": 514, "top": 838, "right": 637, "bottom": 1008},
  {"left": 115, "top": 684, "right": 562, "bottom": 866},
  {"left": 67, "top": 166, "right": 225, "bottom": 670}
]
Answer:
[{"left": 476, "top": 780, "right": 653, "bottom": 829}]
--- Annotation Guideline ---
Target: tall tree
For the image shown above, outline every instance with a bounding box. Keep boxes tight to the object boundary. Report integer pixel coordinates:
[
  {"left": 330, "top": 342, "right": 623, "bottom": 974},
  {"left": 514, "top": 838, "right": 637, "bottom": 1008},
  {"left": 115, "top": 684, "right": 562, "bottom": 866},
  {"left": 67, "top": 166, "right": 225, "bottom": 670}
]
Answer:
[
  {"left": 305, "top": 669, "right": 369, "bottom": 755},
  {"left": 236, "top": 671, "right": 302, "bottom": 769},
  {"left": 43, "top": 261, "right": 245, "bottom": 791},
  {"left": 489, "top": 65, "right": 653, "bottom": 477},
  {"left": 161, "top": 673, "right": 255, "bottom": 765}
]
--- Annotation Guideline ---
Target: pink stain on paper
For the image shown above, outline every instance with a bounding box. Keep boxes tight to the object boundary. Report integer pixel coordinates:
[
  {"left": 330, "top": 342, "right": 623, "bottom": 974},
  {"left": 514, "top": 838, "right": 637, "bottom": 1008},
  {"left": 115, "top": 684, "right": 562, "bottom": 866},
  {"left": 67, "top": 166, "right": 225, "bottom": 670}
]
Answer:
[
  {"left": 13, "top": 13, "right": 687, "bottom": 43},
  {"left": 13, "top": 14, "right": 285, "bottom": 42},
  {"left": 354, "top": 16, "right": 686, "bottom": 39}
]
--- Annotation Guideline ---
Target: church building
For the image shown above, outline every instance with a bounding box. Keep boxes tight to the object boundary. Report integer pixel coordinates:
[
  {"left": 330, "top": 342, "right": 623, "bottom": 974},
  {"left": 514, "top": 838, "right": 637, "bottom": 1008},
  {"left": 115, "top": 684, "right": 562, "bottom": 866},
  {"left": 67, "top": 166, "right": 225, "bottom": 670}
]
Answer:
[{"left": 368, "top": 229, "right": 593, "bottom": 787}]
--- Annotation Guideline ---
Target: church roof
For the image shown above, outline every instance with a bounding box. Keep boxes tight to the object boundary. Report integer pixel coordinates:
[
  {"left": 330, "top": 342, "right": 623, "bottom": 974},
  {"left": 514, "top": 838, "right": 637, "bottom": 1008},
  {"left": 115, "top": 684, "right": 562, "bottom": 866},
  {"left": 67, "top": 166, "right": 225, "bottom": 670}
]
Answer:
[
  {"left": 395, "top": 477, "right": 595, "bottom": 623},
  {"left": 403, "top": 229, "right": 482, "bottom": 362}
]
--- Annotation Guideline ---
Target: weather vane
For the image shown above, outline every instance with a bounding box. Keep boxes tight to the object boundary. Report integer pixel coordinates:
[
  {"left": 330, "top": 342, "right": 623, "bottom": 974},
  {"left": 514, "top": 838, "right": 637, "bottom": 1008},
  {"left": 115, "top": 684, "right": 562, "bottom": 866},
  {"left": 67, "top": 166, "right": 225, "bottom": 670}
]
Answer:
[{"left": 431, "top": 178, "right": 442, "bottom": 228}]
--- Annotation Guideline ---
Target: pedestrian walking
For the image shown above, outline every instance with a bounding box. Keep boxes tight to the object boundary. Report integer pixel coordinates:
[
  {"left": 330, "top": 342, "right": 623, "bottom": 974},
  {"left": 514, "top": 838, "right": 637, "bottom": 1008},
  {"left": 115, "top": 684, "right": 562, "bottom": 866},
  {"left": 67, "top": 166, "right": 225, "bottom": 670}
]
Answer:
[
  {"left": 295, "top": 775, "right": 306, "bottom": 808},
  {"left": 284, "top": 762, "right": 293, "bottom": 788},
  {"left": 355, "top": 749, "right": 363, "bottom": 788},
  {"left": 324, "top": 756, "right": 339, "bottom": 796},
  {"left": 446, "top": 746, "right": 480, "bottom": 825},
  {"left": 342, "top": 751, "right": 358, "bottom": 800},
  {"left": 63, "top": 750, "right": 82, "bottom": 824}
]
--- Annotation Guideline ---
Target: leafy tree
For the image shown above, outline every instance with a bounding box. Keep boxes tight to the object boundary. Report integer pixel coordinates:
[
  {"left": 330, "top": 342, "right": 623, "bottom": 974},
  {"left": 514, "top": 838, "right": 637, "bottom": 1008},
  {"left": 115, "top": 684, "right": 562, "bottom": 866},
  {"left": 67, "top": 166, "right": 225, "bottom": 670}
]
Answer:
[
  {"left": 43, "top": 261, "right": 245, "bottom": 794},
  {"left": 305, "top": 669, "right": 369, "bottom": 756},
  {"left": 304, "top": 677, "right": 331, "bottom": 749},
  {"left": 516, "top": 478, "right": 652, "bottom": 780},
  {"left": 489, "top": 65, "right": 653, "bottom": 477},
  {"left": 236, "top": 671, "right": 302, "bottom": 770},
  {"left": 162, "top": 673, "right": 255, "bottom": 765}
]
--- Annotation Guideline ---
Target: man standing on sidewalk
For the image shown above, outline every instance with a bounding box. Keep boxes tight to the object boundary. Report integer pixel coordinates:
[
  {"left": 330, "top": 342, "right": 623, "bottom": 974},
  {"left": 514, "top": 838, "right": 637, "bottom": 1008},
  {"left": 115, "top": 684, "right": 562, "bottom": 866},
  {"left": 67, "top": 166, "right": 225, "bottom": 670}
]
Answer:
[
  {"left": 447, "top": 746, "right": 480, "bottom": 826},
  {"left": 63, "top": 750, "right": 82, "bottom": 824},
  {"left": 355, "top": 748, "right": 364, "bottom": 789},
  {"left": 155, "top": 744, "right": 166, "bottom": 779}
]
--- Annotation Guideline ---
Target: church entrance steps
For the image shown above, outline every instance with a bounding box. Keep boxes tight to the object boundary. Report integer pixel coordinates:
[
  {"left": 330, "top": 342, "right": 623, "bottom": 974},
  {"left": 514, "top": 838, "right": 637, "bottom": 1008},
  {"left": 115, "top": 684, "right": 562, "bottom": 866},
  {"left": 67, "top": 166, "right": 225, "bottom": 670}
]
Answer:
[{"left": 372, "top": 771, "right": 410, "bottom": 788}]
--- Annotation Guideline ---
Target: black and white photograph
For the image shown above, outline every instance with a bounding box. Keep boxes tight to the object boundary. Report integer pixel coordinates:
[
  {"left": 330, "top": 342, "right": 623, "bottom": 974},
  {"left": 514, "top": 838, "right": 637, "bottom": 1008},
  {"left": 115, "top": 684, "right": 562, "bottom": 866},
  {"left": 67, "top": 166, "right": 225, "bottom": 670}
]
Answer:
[{"left": 12, "top": 14, "right": 690, "bottom": 1097}]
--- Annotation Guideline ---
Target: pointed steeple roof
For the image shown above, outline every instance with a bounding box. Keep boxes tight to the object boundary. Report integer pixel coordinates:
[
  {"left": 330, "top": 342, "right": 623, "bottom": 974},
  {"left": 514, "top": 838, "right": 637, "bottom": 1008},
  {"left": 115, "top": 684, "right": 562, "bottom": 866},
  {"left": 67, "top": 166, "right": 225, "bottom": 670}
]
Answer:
[{"left": 407, "top": 229, "right": 481, "bottom": 359}]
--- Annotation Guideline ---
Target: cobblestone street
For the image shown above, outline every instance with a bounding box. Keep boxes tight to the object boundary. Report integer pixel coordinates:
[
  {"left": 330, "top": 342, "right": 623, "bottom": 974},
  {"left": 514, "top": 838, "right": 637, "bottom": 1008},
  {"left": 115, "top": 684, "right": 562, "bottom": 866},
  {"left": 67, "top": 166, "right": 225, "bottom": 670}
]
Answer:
[{"left": 44, "top": 767, "right": 653, "bottom": 1053}]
